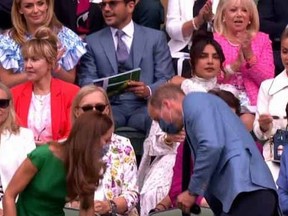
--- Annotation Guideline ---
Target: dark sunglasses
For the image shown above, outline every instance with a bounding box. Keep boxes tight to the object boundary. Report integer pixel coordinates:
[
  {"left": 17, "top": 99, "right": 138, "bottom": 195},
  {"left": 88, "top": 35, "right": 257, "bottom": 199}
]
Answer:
[
  {"left": 80, "top": 104, "right": 108, "bottom": 113},
  {"left": 99, "top": 0, "right": 125, "bottom": 9},
  {"left": 0, "top": 99, "right": 10, "bottom": 109}
]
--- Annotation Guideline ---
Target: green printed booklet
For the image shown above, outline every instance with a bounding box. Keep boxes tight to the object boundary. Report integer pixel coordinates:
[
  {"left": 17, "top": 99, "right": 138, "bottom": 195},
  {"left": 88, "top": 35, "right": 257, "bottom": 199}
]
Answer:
[{"left": 93, "top": 68, "right": 141, "bottom": 97}]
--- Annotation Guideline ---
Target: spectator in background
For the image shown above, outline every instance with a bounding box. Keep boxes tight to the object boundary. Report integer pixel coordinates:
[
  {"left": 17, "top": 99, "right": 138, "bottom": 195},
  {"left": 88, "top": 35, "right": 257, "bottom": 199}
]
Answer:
[
  {"left": 133, "top": 0, "right": 164, "bottom": 30},
  {"left": 0, "top": 0, "right": 86, "bottom": 87},
  {"left": 253, "top": 28, "right": 288, "bottom": 182},
  {"left": 166, "top": 0, "right": 218, "bottom": 58},
  {"left": 0, "top": 0, "right": 12, "bottom": 31},
  {"left": 12, "top": 27, "right": 79, "bottom": 145},
  {"left": 54, "top": 0, "right": 105, "bottom": 38},
  {"left": 70, "top": 85, "right": 138, "bottom": 216},
  {"left": 257, "top": 0, "right": 288, "bottom": 76},
  {"left": 3, "top": 112, "right": 111, "bottom": 216},
  {"left": 78, "top": 0, "right": 174, "bottom": 133},
  {"left": 0, "top": 82, "right": 35, "bottom": 215},
  {"left": 214, "top": 0, "right": 274, "bottom": 131}
]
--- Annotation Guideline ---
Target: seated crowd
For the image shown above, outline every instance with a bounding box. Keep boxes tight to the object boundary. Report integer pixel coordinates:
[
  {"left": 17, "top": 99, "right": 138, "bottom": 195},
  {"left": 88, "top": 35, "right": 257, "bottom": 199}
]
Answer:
[{"left": 0, "top": 0, "right": 288, "bottom": 215}]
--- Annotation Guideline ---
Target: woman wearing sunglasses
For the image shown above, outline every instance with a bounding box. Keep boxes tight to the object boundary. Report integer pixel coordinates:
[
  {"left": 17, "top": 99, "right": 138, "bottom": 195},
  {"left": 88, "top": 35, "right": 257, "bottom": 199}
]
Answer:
[
  {"left": 11, "top": 27, "right": 79, "bottom": 145},
  {"left": 0, "top": 82, "right": 35, "bottom": 215},
  {"left": 3, "top": 111, "right": 112, "bottom": 216},
  {"left": 71, "top": 85, "right": 139, "bottom": 216}
]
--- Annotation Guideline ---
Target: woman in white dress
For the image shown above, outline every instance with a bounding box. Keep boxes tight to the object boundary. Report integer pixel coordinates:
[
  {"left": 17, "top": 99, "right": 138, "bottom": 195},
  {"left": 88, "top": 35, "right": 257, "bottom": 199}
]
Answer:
[{"left": 0, "top": 82, "right": 35, "bottom": 215}]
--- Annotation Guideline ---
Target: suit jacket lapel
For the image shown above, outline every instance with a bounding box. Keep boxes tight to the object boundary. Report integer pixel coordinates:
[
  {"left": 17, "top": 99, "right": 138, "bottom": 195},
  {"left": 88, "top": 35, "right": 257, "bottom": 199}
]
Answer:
[
  {"left": 100, "top": 28, "right": 118, "bottom": 74},
  {"left": 132, "top": 23, "right": 145, "bottom": 67}
]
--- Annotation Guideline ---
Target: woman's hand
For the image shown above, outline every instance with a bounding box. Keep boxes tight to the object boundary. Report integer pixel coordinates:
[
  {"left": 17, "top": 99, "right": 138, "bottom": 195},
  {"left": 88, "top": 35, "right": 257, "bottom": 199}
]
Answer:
[
  {"left": 165, "top": 130, "right": 186, "bottom": 144},
  {"left": 94, "top": 200, "right": 110, "bottom": 215},
  {"left": 258, "top": 114, "right": 273, "bottom": 133},
  {"left": 200, "top": 0, "right": 213, "bottom": 22},
  {"left": 169, "top": 76, "right": 185, "bottom": 86},
  {"left": 237, "top": 31, "right": 253, "bottom": 60}
]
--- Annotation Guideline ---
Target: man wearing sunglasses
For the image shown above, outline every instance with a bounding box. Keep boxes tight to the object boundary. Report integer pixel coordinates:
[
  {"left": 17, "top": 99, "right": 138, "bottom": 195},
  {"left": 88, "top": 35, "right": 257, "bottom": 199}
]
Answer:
[{"left": 78, "top": 0, "right": 174, "bottom": 133}]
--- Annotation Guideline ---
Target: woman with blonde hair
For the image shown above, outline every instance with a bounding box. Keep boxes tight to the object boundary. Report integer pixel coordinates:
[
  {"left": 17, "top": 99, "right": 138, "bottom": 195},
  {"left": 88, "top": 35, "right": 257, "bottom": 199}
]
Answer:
[
  {"left": 12, "top": 26, "right": 79, "bottom": 145},
  {"left": 0, "top": 0, "right": 86, "bottom": 87},
  {"left": 213, "top": 0, "right": 274, "bottom": 131},
  {"left": 0, "top": 82, "right": 35, "bottom": 215},
  {"left": 71, "top": 85, "right": 139, "bottom": 216}
]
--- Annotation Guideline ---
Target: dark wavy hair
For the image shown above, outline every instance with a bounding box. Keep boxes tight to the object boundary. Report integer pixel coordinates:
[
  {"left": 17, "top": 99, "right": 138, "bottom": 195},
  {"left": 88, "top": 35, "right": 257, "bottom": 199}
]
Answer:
[
  {"left": 64, "top": 111, "right": 113, "bottom": 209},
  {"left": 190, "top": 30, "right": 225, "bottom": 74}
]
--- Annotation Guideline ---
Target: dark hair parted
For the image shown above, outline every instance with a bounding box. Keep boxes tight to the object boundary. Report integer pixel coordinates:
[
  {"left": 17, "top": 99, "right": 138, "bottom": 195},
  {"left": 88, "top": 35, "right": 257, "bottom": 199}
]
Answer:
[
  {"left": 190, "top": 30, "right": 225, "bottom": 73},
  {"left": 21, "top": 26, "right": 58, "bottom": 66},
  {"left": 208, "top": 89, "right": 241, "bottom": 116},
  {"left": 149, "top": 83, "right": 185, "bottom": 109},
  {"left": 64, "top": 111, "right": 113, "bottom": 209}
]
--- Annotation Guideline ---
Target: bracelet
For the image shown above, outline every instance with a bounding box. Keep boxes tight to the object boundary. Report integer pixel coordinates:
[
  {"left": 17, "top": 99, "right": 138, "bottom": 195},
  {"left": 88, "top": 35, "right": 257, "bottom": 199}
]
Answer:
[
  {"left": 163, "top": 134, "right": 173, "bottom": 145},
  {"left": 156, "top": 203, "right": 167, "bottom": 210},
  {"left": 225, "top": 64, "right": 236, "bottom": 75},
  {"left": 192, "top": 18, "right": 199, "bottom": 31}
]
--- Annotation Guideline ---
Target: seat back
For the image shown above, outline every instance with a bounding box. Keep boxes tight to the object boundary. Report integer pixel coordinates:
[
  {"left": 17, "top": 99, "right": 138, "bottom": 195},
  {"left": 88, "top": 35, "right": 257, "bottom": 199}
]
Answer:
[{"left": 64, "top": 207, "right": 79, "bottom": 216}]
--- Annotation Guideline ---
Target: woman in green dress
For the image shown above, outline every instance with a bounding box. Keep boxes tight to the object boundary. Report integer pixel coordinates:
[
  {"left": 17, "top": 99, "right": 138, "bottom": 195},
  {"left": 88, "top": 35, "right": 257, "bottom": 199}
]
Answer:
[{"left": 3, "top": 110, "right": 113, "bottom": 216}]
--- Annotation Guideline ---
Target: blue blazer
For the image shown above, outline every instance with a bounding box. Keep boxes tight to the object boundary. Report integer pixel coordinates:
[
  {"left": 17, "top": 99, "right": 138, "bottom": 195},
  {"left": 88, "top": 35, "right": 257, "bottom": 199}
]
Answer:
[
  {"left": 183, "top": 92, "right": 277, "bottom": 213},
  {"left": 277, "top": 146, "right": 288, "bottom": 215},
  {"left": 78, "top": 22, "right": 175, "bottom": 95}
]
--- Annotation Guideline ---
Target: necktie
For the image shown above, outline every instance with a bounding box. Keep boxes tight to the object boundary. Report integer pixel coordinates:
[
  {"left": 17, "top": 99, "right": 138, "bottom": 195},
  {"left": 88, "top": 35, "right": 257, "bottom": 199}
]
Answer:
[{"left": 116, "top": 30, "right": 129, "bottom": 64}]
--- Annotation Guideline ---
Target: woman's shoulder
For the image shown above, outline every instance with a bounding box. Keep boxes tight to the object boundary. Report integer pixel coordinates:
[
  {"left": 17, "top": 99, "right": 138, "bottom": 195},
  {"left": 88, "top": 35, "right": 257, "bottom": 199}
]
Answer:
[
  {"left": 110, "top": 133, "right": 135, "bottom": 155},
  {"left": 252, "top": 31, "right": 271, "bottom": 43}
]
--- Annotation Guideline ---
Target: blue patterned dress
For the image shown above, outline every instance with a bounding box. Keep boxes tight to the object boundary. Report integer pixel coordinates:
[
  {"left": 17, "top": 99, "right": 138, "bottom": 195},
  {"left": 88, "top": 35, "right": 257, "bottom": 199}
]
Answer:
[{"left": 0, "top": 26, "right": 86, "bottom": 73}]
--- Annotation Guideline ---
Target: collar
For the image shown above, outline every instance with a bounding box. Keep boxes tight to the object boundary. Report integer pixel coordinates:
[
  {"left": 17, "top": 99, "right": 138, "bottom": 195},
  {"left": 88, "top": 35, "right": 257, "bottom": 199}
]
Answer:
[
  {"left": 267, "top": 70, "right": 288, "bottom": 95},
  {"left": 110, "top": 20, "right": 134, "bottom": 38}
]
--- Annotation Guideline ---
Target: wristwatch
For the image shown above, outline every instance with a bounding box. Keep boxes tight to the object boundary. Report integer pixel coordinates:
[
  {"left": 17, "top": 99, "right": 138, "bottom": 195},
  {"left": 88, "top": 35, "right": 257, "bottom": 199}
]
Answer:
[{"left": 109, "top": 200, "right": 117, "bottom": 216}]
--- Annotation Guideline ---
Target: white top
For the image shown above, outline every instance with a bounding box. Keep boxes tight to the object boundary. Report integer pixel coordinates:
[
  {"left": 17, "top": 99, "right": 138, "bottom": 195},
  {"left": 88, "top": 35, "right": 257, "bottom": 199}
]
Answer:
[
  {"left": 0, "top": 127, "right": 36, "bottom": 208},
  {"left": 166, "top": 0, "right": 219, "bottom": 56},
  {"left": 28, "top": 93, "right": 52, "bottom": 143},
  {"left": 254, "top": 70, "right": 288, "bottom": 158}
]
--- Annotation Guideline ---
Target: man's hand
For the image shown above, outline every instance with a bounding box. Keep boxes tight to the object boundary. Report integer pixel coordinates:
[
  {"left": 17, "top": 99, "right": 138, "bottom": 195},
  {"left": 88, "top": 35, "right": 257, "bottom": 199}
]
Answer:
[
  {"left": 176, "top": 190, "right": 196, "bottom": 214},
  {"left": 258, "top": 114, "right": 273, "bottom": 133},
  {"left": 127, "top": 81, "right": 150, "bottom": 98}
]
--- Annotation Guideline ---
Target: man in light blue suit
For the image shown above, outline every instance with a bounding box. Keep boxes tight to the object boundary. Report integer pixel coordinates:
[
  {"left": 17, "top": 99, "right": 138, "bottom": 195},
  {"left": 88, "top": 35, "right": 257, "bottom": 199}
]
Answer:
[
  {"left": 148, "top": 84, "right": 279, "bottom": 216},
  {"left": 78, "top": 0, "right": 174, "bottom": 133}
]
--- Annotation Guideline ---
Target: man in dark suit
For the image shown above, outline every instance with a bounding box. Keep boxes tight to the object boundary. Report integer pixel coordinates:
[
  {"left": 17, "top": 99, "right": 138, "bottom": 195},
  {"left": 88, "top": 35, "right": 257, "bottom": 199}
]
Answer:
[
  {"left": 148, "top": 83, "right": 279, "bottom": 216},
  {"left": 78, "top": 0, "right": 174, "bottom": 133},
  {"left": 133, "top": 0, "right": 164, "bottom": 30},
  {"left": 258, "top": 0, "right": 288, "bottom": 76}
]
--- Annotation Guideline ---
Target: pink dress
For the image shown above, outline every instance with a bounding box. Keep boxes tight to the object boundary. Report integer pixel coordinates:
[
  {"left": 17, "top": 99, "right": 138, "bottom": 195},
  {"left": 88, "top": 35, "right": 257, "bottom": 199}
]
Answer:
[{"left": 214, "top": 32, "right": 274, "bottom": 107}]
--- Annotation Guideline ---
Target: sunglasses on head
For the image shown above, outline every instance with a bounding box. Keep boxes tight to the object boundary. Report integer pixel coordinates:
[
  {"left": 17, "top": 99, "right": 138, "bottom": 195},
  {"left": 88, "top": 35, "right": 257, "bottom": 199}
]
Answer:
[
  {"left": 99, "top": 0, "right": 125, "bottom": 9},
  {"left": 80, "top": 104, "right": 108, "bottom": 113},
  {"left": 0, "top": 99, "right": 10, "bottom": 109}
]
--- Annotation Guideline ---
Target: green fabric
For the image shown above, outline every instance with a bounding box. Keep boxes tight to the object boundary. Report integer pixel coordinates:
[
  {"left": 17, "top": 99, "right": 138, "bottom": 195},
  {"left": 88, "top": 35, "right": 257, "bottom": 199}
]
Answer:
[{"left": 16, "top": 145, "right": 67, "bottom": 216}]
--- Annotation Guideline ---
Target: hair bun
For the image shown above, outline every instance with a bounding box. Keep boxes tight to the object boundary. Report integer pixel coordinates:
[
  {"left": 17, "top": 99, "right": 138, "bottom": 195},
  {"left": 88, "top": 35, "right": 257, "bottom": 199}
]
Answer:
[
  {"left": 33, "top": 26, "right": 58, "bottom": 44},
  {"left": 192, "top": 29, "right": 214, "bottom": 45}
]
